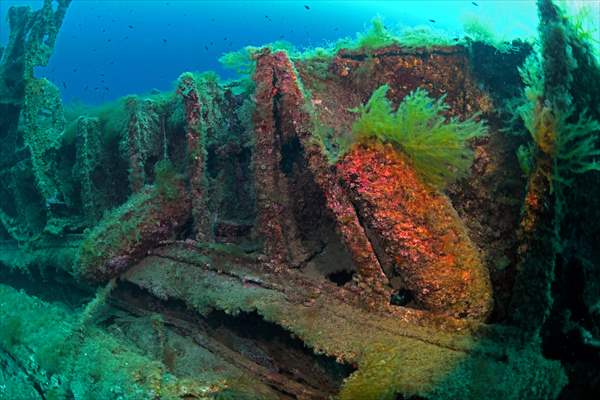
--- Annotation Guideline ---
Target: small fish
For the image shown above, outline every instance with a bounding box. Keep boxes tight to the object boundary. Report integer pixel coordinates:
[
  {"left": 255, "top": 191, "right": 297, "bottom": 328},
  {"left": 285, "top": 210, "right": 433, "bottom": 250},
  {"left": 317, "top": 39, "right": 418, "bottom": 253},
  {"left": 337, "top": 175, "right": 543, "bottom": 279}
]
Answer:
[
  {"left": 84, "top": 85, "right": 89, "bottom": 91},
  {"left": 453, "top": 37, "right": 460, "bottom": 41},
  {"left": 162, "top": 38, "right": 167, "bottom": 43},
  {"left": 107, "top": 39, "right": 112, "bottom": 42},
  {"left": 100, "top": 73, "right": 105, "bottom": 76},
  {"left": 429, "top": 19, "right": 436, "bottom": 23},
  {"left": 204, "top": 45, "right": 209, "bottom": 50},
  {"left": 62, "top": 81, "right": 67, "bottom": 89},
  {"left": 472, "top": 1, "right": 479, "bottom": 6},
  {"left": 72, "top": 68, "right": 77, "bottom": 72},
  {"left": 128, "top": 25, "right": 134, "bottom": 29},
  {"left": 124, "top": 36, "right": 129, "bottom": 40},
  {"left": 304, "top": 5, "right": 310, "bottom": 10},
  {"left": 109, "top": 61, "right": 115, "bottom": 65},
  {"left": 265, "top": 15, "right": 271, "bottom": 21}
]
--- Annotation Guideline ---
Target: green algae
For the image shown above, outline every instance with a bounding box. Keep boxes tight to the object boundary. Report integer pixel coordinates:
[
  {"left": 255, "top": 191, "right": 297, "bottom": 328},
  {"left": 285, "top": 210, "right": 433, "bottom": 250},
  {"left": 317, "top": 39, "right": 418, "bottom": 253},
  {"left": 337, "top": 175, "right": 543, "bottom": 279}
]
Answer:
[
  {"left": 0, "top": 284, "right": 226, "bottom": 400},
  {"left": 349, "top": 85, "right": 487, "bottom": 188},
  {"left": 76, "top": 176, "right": 189, "bottom": 282},
  {"left": 124, "top": 245, "right": 566, "bottom": 400}
]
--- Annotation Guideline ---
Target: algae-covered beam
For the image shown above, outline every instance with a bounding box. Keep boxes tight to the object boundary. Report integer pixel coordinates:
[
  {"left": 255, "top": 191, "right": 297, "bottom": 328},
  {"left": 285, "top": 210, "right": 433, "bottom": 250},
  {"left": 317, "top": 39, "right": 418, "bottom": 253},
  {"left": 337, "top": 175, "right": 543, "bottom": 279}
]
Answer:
[
  {"left": 112, "top": 296, "right": 332, "bottom": 400},
  {"left": 255, "top": 50, "right": 391, "bottom": 306},
  {"left": 0, "top": 0, "right": 71, "bottom": 103},
  {"left": 252, "top": 51, "right": 308, "bottom": 270},
  {"left": 510, "top": 0, "right": 575, "bottom": 336},
  {"left": 76, "top": 162, "right": 191, "bottom": 282},
  {"left": 0, "top": 283, "right": 227, "bottom": 399},
  {"left": 177, "top": 73, "right": 213, "bottom": 241},
  {"left": 123, "top": 244, "right": 567, "bottom": 400},
  {"left": 0, "top": 0, "right": 72, "bottom": 239},
  {"left": 23, "top": 0, "right": 72, "bottom": 75},
  {"left": 0, "top": 0, "right": 71, "bottom": 137},
  {"left": 124, "top": 97, "right": 146, "bottom": 193},
  {"left": 510, "top": 0, "right": 600, "bottom": 336},
  {"left": 73, "top": 116, "right": 104, "bottom": 223}
]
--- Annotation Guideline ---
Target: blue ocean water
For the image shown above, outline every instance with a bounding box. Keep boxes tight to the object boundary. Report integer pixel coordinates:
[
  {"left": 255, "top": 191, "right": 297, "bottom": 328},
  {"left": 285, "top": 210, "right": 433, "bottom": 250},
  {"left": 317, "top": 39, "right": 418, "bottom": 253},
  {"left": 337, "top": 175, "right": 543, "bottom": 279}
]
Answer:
[{"left": 0, "top": 0, "right": 545, "bottom": 104}]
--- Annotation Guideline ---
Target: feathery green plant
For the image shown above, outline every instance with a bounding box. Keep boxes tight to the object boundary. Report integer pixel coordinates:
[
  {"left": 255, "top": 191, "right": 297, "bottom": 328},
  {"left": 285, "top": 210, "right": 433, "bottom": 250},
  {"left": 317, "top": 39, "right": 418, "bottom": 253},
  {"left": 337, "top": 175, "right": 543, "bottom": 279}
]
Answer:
[
  {"left": 554, "top": 109, "right": 600, "bottom": 185},
  {"left": 516, "top": 45, "right": 600, "bottom": 185},
  {"left": 350, "top": 85, "right": 487, "bottom": 188},
  {"left": 557, "top": 1, "right": 600, "bottom": 60}
]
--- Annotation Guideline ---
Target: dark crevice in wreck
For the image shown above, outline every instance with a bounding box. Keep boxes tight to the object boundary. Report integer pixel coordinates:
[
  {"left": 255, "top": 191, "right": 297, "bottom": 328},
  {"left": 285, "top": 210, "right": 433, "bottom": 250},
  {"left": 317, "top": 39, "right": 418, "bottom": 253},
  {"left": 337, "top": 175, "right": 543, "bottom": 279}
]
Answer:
[
  {"left": 326, "top": 269, "right": 355, "bottom": 286},
  {"left": 543, "top": 255, "right": 600, "bottom": 399},
  {"left": 272, "top": 84, "right": 360, "bottom": 277},
  {"left": 468, "top": 40, "right": 533, "bottom": 102},
  {"left": 390, "top": 289, "right": 416, "bottom": 307},
  {"left": 110, "top": 282, "right": 355, "bottom": 398},
  {"left": 0, "top": 260, "right": 91, "bottom": 309}
]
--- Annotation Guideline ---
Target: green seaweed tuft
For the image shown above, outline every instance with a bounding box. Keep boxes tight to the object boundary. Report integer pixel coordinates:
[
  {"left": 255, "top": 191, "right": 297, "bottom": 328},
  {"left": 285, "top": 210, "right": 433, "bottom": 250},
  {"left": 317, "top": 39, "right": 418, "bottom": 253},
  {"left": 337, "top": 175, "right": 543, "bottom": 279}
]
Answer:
[
  {"left": 349, "top": 85, "right": 487, "bottom": 188},
  {"left": 554, "top": 108, "right": 600, "bottom": 185},
  {"left": 354, "top": 16, "right": 396, "bottom": 49}
]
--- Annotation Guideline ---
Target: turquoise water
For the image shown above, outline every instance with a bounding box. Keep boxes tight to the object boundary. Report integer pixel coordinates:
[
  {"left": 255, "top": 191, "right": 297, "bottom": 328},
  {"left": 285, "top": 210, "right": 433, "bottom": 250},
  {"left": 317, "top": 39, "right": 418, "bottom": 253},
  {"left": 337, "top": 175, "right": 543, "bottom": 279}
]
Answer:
[{"left": 0, "top": 0, "right": 545, "bottom": 103}]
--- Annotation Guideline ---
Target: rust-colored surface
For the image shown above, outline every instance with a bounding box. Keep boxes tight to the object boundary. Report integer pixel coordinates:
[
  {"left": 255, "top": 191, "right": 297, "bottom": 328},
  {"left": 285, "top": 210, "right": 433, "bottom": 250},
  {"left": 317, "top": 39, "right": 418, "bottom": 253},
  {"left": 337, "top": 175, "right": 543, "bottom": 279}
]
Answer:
[
  {"left": 76, "top": 183, "right": 191, "bottom": 283},
  {"left": 177, "top": 74, "right": 212, "bottom": 241},
  {"left": 338, "top": 143, "right": 493, "bottom": 319},
  {"left": 250, "top": 49, "right": 509, "bottom": 317},
  {"left": 253, "top": 51, "right": 391, "bottom": 305},
  {"left": 295, "top": 46, "right": 493, "bottom": 141},
  {"left": 252, "top": 53, "right": 307, "bottom": 269}
]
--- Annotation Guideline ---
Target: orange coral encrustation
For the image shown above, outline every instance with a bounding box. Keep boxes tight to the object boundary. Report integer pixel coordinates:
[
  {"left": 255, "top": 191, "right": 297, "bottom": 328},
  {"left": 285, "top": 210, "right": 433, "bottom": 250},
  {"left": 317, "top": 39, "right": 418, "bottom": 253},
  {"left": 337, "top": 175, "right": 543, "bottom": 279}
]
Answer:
[{"left": 338, "top": 142, "right": 493, "bottom": 319}]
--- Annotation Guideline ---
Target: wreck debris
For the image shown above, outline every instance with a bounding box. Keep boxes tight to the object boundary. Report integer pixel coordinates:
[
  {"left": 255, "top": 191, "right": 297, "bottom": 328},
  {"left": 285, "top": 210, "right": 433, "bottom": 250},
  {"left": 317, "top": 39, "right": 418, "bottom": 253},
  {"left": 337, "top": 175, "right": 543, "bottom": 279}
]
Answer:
[
  {"left": 253, "top": 50, "right": 391, "bottom": 305},
  {"left": 177, "top": 73, "right": 213, "bottom": 241},
  {"left": 252, "top": 54, "right": 307, "bottom": 269},
  {"left": 2, "top": 0, "right": 600, "bottom": 398},
  {"left": 0, "top": 0, "right": 72, "bottom": 240},
  {"left": 123, "top": 242, "right": 566, "bottom": 400},
  {"left": 510, "top": 0, "right": 600, "bottom": 337},
  {"left": 73, "top": 116, "right": 105, "bottom": 224},
  {"left": 338, "top": 143, "right": 493, "bottom": 319},
  {"left": 76, "top": 163, "right": 191, "bottom": 282}
]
